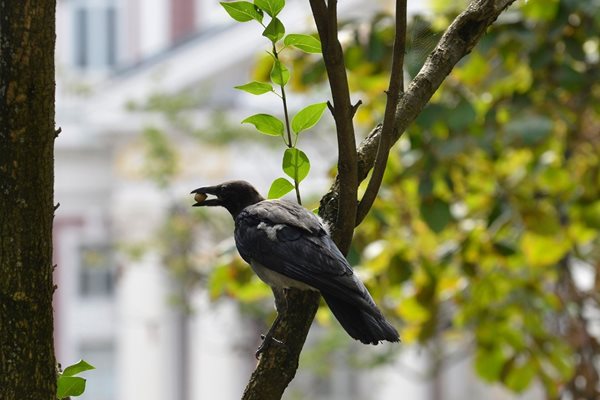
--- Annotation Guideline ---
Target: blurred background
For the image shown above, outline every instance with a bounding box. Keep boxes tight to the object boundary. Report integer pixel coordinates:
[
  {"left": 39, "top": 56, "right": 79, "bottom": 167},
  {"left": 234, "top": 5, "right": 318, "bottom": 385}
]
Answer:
[{"left": 53, "top": 0, "right": 600, "bottom": 399}]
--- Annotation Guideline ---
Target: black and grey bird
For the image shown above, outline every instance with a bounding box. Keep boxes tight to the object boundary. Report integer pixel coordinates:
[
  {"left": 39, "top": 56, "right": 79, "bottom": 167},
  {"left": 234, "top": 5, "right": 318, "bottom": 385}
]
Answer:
[{"left": 191, "top": 180, "right": 399, "bottom": 353}]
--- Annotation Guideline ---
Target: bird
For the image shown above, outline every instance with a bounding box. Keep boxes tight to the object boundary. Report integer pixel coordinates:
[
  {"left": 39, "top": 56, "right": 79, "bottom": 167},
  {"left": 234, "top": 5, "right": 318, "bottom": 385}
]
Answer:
[{"left": 191, "top": 180, "right": 399, "bottom": 357}]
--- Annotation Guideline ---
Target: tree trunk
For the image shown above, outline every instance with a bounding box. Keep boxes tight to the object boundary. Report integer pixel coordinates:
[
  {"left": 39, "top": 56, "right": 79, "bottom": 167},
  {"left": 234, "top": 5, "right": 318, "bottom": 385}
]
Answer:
[
  {"left": 0, "top": 1, "right": 57, "bottom": 399},
  {"left": 242, "top": 290, "right": 320, "bottom": 400}
]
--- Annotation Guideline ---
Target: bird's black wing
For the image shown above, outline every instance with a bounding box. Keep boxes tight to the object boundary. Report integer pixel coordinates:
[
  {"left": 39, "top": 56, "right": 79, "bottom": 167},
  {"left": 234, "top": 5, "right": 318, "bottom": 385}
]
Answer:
[
  {"left": 243, "top": 200, "right": 324, "bottom": 234},
  {"left": 234, "top": 200, "right": 378, "bottom": 312}
]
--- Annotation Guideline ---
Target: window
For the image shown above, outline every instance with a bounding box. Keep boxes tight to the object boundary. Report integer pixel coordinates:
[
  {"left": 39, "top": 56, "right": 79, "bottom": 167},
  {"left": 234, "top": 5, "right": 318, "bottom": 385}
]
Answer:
[
  {"left": 106, "top": 7, "right": 116, "bottom": 66},
  {"left": 73, "top": 4, "right": 118, "bottom": 70},
  {"left": 75, "top": 7, "right": 88, "bottom": 67},
  {"left": 78, "top": 244, "right": 114, "bottom": 297}
]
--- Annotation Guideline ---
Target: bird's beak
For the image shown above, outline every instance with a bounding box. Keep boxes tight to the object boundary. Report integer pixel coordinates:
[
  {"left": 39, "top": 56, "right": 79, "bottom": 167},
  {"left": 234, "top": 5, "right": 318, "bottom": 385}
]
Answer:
[{"left": 191, "top": 186, "right": 222, "bottom": 207}]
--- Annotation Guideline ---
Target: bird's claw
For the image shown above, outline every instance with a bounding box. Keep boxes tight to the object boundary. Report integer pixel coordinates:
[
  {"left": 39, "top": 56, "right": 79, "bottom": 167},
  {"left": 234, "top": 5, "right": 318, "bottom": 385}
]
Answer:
[{"left": 255, "top": 333, "right": 284, "bottom": 359}]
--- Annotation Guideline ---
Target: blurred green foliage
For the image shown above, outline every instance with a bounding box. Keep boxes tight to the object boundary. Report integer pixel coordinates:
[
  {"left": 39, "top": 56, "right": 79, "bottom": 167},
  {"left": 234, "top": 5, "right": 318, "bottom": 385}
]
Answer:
[
  {"left": 129, "top": 89, "right": 275, "bottom": 146},
  {"left": 347, "top": 0, "right": 598, "bottom": 397},
  {"left": 142, "top": 127, "right": 178, "bottom": 188}
]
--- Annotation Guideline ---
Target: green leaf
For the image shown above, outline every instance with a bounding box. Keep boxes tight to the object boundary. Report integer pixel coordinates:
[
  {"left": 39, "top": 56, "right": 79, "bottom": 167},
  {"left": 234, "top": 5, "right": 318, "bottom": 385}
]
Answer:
[
  {"left": 282, "top": 148, "right": 310, "bottom": 183},
  {"left": 475, "top": 346, "right": 506, "bottom": 381},
  {"left": 397, "top": 296, "right": 430, "bottom": 323},
  {"left": 242, "top": 114, "right": 284, "bottom": 136},
  {"left": 520, "top": 0, "right": 559, "bottom": 21},
  {"left": 581, "top": 201, "right": 600, "bottom": 229},
  {"left": 234, "top": 81, "right": 273, "bottom": 95},
  {"left": 505, "top": 358, "right": 537, "bottom": 393},
  {"left": 254, "top": 0, "right": 284, "bottom": 17},
  {"left": 57, "top": 376, "right": 87, "bottom": 398},
  {"left": 505, "top": 115, "right": 553, "bottom": 146},
  {"left": 291, "top": 102, "right": 327, "bottom": 134},
  {"left": 447, "top": 99, "right": 476, "bottom": 131},
  {"left": 62, "top": 360, "right": 96, "bottom": 377},
  {"left": 418, "top": 175, "right": 434, "bottom": 198},
  {"left": 557, "top": 64, "right": 585, "bottom": 91},
  {"left": 142, "top": 127, "right": 177, "bottom": 188},
  {"left": 208, "top": 264, "right": 232, "bottom": 299},
  {"left": 268, "top": 177, "right": 294, "bottom": 199},
  {"left": 420, "top": 197, "right": 452, "bottom": 233},
  {"left": 415, "top": 103, "right": 446, "bottom": 130},
  {"left": 283, "top": 34, "right": 322, "bottom": 53},
  {"left": 521, "top": 232, "right": 570, "bottom": 267},
  {"left": 220, "top": 1, "right": 263, "bottom": 23},
  {"left": 270, "top": 60, "right": 289, "bottom": 86},
  {"left": 235, "top": 278, "right": 272, "bottom": 301},
  {"left": 262, "top": 17, "right": 285, "bottom": 43},
  {"left": 547, "top": 341, "right": 575, "bottom": 378}
]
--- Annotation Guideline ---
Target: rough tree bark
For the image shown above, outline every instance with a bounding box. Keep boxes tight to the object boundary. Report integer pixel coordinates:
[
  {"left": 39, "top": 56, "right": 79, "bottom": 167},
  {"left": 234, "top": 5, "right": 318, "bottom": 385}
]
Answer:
[
  {"left": 241, "top": 1, "right": 517, "bottom": 399},
  {"left": 0, "top": 1, "right": 58, "bottom": 399}
]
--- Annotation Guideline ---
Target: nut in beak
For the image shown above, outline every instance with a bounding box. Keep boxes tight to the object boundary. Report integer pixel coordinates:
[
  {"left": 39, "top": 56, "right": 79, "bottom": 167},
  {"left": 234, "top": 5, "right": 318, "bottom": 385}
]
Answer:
[{"left": 194, "top": 192, "right": 208, "bottom": 203}]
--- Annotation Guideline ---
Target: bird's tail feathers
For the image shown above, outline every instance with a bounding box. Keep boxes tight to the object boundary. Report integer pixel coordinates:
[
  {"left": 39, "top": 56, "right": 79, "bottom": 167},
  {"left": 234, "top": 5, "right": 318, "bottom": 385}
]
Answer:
[{"left": 322, "top": 293, "right": 399, "bottom": 344}]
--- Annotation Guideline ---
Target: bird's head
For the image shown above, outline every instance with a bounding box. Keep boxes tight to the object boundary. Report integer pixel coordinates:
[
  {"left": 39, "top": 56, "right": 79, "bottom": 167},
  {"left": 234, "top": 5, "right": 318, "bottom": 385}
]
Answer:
[{"left": 191, "top": 180, "right": 264, "bottom": 218}]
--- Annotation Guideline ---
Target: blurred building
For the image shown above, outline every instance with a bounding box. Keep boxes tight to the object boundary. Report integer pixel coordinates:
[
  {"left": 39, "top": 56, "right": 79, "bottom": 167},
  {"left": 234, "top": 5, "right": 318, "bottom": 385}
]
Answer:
[{"left": 53, "top": 1, "right": 543, "bottom": 400}]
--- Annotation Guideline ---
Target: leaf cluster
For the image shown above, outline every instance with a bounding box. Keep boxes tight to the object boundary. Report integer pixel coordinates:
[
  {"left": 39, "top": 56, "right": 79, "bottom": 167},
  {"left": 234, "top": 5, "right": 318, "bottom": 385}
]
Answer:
[
  {"left": 56, "top": 360, "right": 95, "bottom": 399},
  {"left": 221, "top": 0, "right": 327, "bottom": 202}
]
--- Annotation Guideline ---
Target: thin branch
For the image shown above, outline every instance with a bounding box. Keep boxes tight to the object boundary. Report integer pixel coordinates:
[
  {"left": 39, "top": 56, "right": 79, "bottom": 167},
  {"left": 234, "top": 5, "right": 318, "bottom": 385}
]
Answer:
[
  {"left": 351, "top": 100, "right": 363, "bottom": 117},
  {"left": 355, "top": 0, "right": 407, "bottom": 225},
  {"left": 273, "top": 47, "right": 293, "bottom": 149},
  {"left": 309, "top": 0, "right": 358, "bottom": 255}
]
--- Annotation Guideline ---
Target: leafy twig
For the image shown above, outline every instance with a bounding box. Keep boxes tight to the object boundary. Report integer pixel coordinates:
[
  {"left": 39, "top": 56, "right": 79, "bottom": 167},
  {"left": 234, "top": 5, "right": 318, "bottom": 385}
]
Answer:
[
  {"left": 271, "top": 44, "right": 302, "bottom": 204},
  {"left": 225, "top": 1, "right": 327, "bottom": 205}
]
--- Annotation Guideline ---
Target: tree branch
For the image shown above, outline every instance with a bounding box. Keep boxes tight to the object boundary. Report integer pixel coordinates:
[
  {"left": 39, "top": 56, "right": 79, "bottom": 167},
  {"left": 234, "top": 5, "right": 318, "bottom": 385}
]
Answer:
[
  {"left": 355, "top": 0, "right": 407, "bottom": 225},
  {"left": 322, "top": 0, "right": 517, "bottom": 225},
  {"left": 309, "top": 0, "right": 358, "bottom": 255}
]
